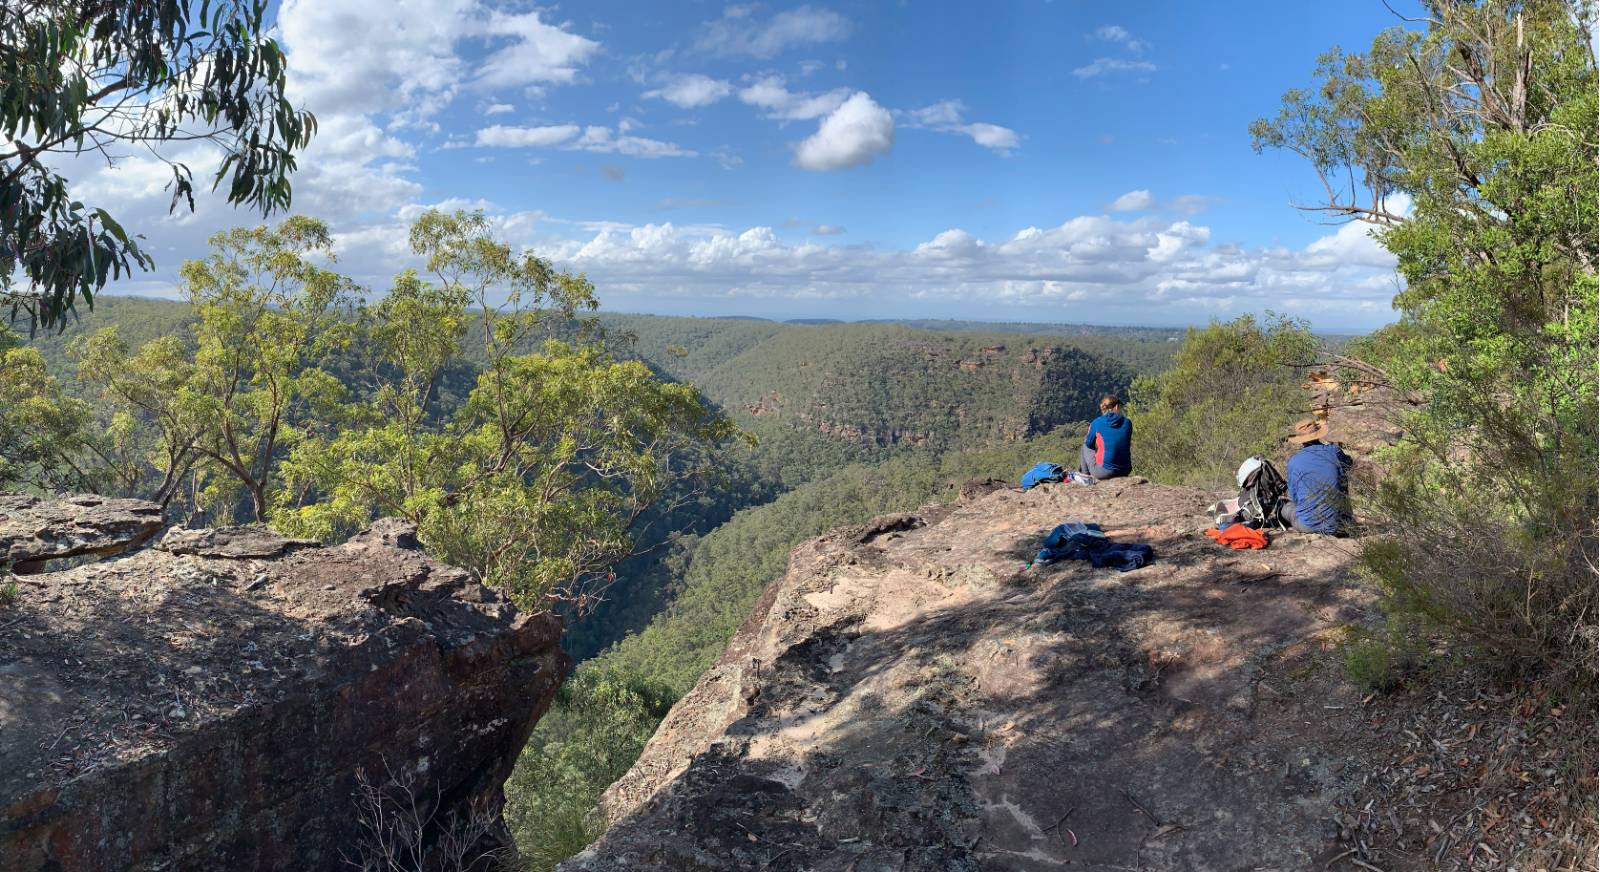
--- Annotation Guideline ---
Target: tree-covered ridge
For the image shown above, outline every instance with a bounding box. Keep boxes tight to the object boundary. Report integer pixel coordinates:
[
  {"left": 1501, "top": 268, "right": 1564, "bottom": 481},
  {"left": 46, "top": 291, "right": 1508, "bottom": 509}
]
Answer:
[{"left": 696, "top": 324, "right": 1121, "bottom": 439}]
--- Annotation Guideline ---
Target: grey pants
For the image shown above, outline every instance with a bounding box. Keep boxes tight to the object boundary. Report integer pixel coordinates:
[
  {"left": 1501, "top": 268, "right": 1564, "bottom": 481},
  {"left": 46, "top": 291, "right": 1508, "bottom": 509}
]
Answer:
[
  {"left": 1078, "top": 444, "right": 1125, "bottom": 481},
  {"left": 1278, "top": 501, "right": 1316, "bottom": 532}
]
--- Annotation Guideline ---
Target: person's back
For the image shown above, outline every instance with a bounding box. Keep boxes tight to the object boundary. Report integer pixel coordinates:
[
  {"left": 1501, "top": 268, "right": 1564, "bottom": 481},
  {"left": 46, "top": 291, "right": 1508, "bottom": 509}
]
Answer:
[
  {"left": 1284, "top": 441, "right": 1352, "bottom": 533},
  {"left": 1080, "top": 395, "right": 1133, "bottom": 480}
]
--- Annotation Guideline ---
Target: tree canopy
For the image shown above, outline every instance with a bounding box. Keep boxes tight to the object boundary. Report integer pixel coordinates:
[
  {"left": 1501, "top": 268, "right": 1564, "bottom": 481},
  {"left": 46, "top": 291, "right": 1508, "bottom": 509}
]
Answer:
[
  {"left": 1254, "top": 0, "right": 1597, "bottom": 685},
  {"left": 0, "top": 1, "right": 315, "bottom": 332}
]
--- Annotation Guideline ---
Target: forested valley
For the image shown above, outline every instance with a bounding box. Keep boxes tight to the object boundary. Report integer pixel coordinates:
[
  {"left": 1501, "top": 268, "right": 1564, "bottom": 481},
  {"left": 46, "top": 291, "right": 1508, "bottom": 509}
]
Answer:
[{"left": 1, "top": 1, "right": 1593, "bottom": 870}]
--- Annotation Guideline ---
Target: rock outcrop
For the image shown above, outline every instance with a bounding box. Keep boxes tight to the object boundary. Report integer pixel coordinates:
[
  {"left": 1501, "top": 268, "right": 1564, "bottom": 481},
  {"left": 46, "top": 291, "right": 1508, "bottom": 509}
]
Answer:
[
  {"left": 0, "top": 494, "right": 164, "bottom": 572},
  {"left": 0, "top": 500, "right": 566, "bottom": 872},
  {"left": 562, "top": 478, "right": 1382, "bottom": 871}
]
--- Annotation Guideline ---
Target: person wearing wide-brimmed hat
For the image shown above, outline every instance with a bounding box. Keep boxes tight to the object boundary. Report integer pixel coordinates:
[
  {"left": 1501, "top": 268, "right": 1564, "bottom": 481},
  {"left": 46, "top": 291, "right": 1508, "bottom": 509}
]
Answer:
[{"left": 1280, "top": 420, "right": 1353, "bottom": 534}]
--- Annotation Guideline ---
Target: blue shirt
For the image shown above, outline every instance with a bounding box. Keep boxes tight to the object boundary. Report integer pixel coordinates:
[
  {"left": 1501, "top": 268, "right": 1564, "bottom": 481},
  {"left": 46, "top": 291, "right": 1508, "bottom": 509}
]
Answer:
[
  {"left": 1286, "top": 442, "right": 1353, "bottom": 533},
  {"left": 1083, "top": 412, "right": 1133, "bottom": 474}
]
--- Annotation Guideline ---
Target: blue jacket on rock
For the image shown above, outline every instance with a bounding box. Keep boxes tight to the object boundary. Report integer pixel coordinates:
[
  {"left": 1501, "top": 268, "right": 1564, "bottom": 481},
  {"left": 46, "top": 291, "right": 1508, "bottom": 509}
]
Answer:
[{"left": 1084, "top": 412, "right": 1133, "bottom": 474}]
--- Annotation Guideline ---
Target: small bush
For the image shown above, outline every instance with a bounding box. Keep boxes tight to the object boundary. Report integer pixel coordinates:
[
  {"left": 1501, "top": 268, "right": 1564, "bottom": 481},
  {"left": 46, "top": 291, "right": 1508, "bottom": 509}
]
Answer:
[
  {"left": 1360, "top": 478, "right": 1597, "bottom": 693},
  {"left": 0, "top": 577, "right": 16, "bottom": 608},
  {"left": 1340, "top": 618, "right": 1429, "bottom": 693},
  {"left": 1128, "top": 314, "right": 1316, "bottom": 487}
]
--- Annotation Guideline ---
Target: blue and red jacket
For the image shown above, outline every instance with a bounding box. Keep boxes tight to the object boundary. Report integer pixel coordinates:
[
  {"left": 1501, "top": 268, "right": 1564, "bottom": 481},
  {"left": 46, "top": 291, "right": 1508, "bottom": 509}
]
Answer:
[{"left": 1084, "top": 411, "right": 1133, "bottom": 474}]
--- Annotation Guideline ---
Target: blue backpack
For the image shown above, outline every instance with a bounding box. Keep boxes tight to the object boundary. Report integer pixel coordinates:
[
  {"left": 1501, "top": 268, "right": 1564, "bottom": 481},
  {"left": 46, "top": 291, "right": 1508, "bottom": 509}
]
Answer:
[{"left": 1021, "top": 462, "right": 1066, "bottom": 490}]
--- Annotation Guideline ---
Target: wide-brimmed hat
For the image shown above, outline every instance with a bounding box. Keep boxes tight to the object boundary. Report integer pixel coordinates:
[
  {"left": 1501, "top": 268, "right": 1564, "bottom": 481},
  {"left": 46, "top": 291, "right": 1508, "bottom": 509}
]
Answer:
[{"left": 1287, "top": 418, "right": 1341, "bottom": 445}]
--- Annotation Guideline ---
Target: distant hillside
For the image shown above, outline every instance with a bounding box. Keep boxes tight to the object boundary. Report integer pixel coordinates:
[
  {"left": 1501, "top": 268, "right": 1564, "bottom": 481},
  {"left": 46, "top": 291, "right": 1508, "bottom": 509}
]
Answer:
[
  {"left": 19, "top": 296, "right": 196, "bottom": 382},
  {"left": 691, "top": 323, "right": 1129, "bottom": 455}
]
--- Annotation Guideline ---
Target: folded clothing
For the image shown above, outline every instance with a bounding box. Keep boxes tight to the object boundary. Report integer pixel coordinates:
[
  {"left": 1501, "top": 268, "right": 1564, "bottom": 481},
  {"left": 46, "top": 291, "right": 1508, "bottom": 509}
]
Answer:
[
  {"left": 1036, "top": 522, "right": 1154, "bottom": 572},
  {"left": 1204, "top": 525, "right": 1269, "bottom": 550}
]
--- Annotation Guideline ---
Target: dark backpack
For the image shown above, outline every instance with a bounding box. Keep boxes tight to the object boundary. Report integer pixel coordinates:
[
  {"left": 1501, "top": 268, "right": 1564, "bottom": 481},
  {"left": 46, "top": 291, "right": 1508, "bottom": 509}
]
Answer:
[{"left": 1238, "top": 459, "right": 1289, "bottom": 529}]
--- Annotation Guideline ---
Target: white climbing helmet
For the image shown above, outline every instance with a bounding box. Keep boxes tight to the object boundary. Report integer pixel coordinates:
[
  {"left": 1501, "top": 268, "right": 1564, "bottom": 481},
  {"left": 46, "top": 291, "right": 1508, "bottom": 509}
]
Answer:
[{"left": 1236, "top": 456, "right": 1264, "bottom": 488}]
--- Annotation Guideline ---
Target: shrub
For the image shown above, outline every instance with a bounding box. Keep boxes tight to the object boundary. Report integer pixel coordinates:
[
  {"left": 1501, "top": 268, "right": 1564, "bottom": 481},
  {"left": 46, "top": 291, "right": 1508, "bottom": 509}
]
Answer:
[{"left": 1128, "top": 314, "right": 1316, "bottom": 487}]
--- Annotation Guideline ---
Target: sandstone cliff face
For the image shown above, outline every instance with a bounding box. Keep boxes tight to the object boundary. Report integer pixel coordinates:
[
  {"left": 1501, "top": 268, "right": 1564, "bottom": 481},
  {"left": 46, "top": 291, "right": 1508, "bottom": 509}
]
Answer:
[
  {"left": 0, "top": 497, "right": 566, "bottom": 872},
  {"left": 561, "top": 478, "right": 1382, "bottom": 871}
]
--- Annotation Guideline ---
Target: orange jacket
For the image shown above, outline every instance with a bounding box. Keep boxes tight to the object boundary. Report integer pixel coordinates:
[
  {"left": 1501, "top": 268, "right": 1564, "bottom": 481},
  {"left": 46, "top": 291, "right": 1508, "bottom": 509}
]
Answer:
[{"left": 1205, "top": 525, "right": 1269, "bottom": 550}]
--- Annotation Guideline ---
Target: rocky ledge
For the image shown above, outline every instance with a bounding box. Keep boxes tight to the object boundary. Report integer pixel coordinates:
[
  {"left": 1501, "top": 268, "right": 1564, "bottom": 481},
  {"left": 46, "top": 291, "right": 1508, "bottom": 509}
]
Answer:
[
  {"left": 562, "top": 477, "right": 1383, "bottom": 871},
  {"left": 0, "top": 496, "right": 566, "bottom": 872}
]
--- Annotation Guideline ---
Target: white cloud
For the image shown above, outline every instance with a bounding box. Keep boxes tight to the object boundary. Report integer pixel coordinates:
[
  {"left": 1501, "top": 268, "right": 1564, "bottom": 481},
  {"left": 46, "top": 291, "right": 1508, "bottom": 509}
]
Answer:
[
  {"left": 445, "top": 211, "right": 1400, "bottom": 325},
  {"left": 738, "top": 75, "right": 850, "bottom": 121},
  {"left": 696, "top": 5, "right": 851, "bottom": 58},
  {"left": 644, "top": 73, "right": 734, "bottom": 108},
  {"left": 901, "top": 100, "right": 1019, "bottom": 154},
  {"left": 1072, "top": 58, "right": 1157, "bottom": 78},
  {"left": 484, "top": 103, "right": 515, "bottom": 115},
  {"left": 569, "top": 126, "right": 697, "bottom": 158},
  {"left": 958, "top": 122, "right": 1019, "bottom": 153},
  {"left": 1300, "top": 219, "right": 1396, "bottom": 268},
  {"left": 471, "top": 124, "right": 694, "bottom": 158},
  {"left": 278, "top": 0, "right": 598, "bottom": 120},
  {"left": 1094, "top": 25, "right": 1147, "bottom": 53},
  {"left": 907, "top": 100, "right": 965, "bottom": 127},
  {"left": 812, "top": 224, "right": 846, "bottom": 235},
  {"left": 476, "top": 124, "right": 581, "bottom": 147},
  {"left": 476, "top": 9, "right": 601, "bottom": 91},
  {"left": 1108, "top": 189, "right": 1154, "bottom": 211},
  {"left": 793, "top": 92, "right": 894, "bottom": 171}
]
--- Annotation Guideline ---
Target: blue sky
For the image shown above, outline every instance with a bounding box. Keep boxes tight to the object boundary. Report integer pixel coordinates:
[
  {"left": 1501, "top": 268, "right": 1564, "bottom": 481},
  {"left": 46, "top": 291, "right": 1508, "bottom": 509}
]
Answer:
[{"left": 70, "top": 1, "right": 1421, "bottom": 330}]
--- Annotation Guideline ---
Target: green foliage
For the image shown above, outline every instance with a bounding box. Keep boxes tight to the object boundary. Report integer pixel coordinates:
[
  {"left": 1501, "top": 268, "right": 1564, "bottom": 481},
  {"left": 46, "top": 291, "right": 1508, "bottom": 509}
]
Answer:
[
  {"left": 1257, "top": 0, "right": 1597, "bottom": 690},
  {"left": 0, "top": 1, "right": 316, "bottom": 331},
  {"left": 0, "top": 576, "right": 15, "bottom": 608},
  {"left": 0, "top": 327, "right": 98, "bottom": 492},
  {"left": 1128, "top": 315, "right": 1317, "bottom": 487},
  {"left": 504, "top": 669, "right": 676, "bottom": 872},
  {"left": 1340, "top": 617, "right": 1430, "bottom": 693},
  {"left": 275, "top": 210, "right": 739, "bottom": 611},
  {"left": 76, "top": 217, "right": 358, "bottom": 520}
]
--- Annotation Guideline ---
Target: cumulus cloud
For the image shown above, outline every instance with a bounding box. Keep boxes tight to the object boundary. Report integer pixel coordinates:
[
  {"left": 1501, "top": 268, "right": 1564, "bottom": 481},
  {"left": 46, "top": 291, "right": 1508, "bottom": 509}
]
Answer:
[
  {"left": 472, "top": 124, "right": 693, "bottom": 157},
  {"left": 278, "top": 0, "right": 598, "bottom": 119},
  {"left": 793, "top": 92, "right": 894, "bottom": 171},
  {"left": 568, "top": 125, "right": 697, "bottom": 158},
  {"left": 1108, "top": 189, "right": 1154, "bottom": 211},
  {"left": 1300, "top": 219, "right": 1396, "bottom": 268},
  {"left": 484, "top": 102, "right": 515, "bottom": 115},
  {"left": 1072, "top": 58, "right": 1157, "bottom": 78},
  {"left": 644, "top": 73, "right": 734, "bottom": 108},
  {"left": 696, "top": 5, "right": 851, "bottom": 58},
  {"left": 408, "top": 210, "right": 1398, "bottom": 325},
  {"left": 901, "top": 100, "right": 1019, "bottom": 154},
  {"left": 476, "top": 124, "right": 581, "bottom": 147},
  {"left": 738, "top": 75, "right": 850, "bottom": 120}
]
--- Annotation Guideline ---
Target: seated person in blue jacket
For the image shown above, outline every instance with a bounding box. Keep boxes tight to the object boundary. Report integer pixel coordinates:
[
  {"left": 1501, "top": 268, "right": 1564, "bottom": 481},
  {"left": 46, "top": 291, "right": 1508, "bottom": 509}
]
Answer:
[
  {"left": 1281, "top": 421, "right": 1354, "bottom": 534},
  {"left": 1079, "top": 394, "right": 1132, "bottom": 481}
]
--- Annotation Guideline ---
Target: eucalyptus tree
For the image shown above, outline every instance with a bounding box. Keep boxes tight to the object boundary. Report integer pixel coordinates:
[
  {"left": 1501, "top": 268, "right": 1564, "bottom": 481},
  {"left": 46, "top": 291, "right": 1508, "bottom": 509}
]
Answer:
[
  {"left": 1253, "top": 0, "right": 1597, "bottom": 683},
  {"left": 275, "top": 210, "right": 744, "bottom": 611},
  {"left": 1, "top": 1, "right": 315, "bottom": 332}
]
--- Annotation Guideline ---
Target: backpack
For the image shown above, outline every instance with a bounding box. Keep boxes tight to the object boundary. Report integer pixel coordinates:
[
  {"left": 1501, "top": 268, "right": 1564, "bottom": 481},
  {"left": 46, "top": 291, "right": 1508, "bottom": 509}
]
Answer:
[
  {"left": 1021, "top": 462, "right": 1066, "bottom": 490},
  {"left": 1237, "top": 457, "right": 1289, "bottom": 529}
]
